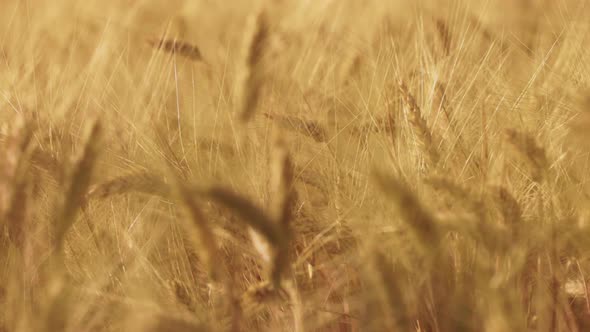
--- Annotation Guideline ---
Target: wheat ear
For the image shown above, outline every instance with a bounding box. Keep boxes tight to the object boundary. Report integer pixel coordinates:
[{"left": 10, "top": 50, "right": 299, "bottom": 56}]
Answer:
[
  {"left": 237, "top": 9, "right": 270, "bottom": 123},
  {"left": 399, "top": 80, "right": 440, "bottom": 167},
  {"left": 148, "top": 38, "right": 203, "bottom": 61},
  {"left": 53, "top": 121, "right": 101, "bottom": 250}
]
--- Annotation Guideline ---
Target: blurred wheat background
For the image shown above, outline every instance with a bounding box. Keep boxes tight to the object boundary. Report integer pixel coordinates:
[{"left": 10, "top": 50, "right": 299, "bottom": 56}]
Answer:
[{"left": 2, "top": 0, "right": 590, "bottom": 331}]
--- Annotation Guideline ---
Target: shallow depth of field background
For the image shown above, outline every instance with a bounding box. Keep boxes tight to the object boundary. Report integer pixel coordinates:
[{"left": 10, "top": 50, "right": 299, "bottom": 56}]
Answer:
[{"left": 2, "top": 0, "right": 590, "bottom": 331}]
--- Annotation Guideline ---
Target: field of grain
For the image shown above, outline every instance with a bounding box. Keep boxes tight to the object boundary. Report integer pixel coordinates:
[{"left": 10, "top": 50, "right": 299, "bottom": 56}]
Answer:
[{"left": 2, "top": 0, "right": 590, "bottom": 331}]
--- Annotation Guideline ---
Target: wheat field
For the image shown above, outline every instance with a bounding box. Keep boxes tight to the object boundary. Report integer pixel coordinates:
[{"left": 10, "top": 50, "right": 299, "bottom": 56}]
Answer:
[{"left": 1, "top": 0, "right": 590, "bottom": 331}]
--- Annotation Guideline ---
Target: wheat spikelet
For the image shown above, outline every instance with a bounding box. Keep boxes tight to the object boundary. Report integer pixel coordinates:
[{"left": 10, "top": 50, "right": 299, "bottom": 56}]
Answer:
[
  {"left": 53, "top": 121, "right": 101, "bottom": 250},
  {"left": 341, "top": 52, "right": 362, "bottom": 84},
  {"left": 425, "top": 176, "right": 472, "bottom": 201},
  {"left": 204, "top": 187, "right": 282, "bottom": 246},
  {"left": 425, "top": 176, "right": 483, "bottom": 214},
  {"left": 469, "top": 14, "right": 508, "bottom": 52},
  {"left": 249, "top": 133, "right": 296, "bottom": 264},
  {"left": 491, "top": 186, "right": 521, "bottom": 222},
  {"left": 268, "top": 135, "right": 296, "bottom": 286},
  {"left": 166, "top": 278, "right": 194, "bottom": 311},
  {"left": 263, "top": 112, "right": 327, "bottom": 143},
  {"left": 241, "top": 281, "right": 286, "bottom": 307},
  {"left": 148, "top": 38, "right": 203, "bottom": 61},
  {"left": 173, "top": 177, "right": 221, "bottom": 281},
  {"left": 269, "top": 135, "right": 296, "bottom": 226},
  {"left": 0, "top": 117, "right": 34, "bottom": 246},
  {"left": 434, "top": 18, "right": 451, "bottom": 56},
  {"left": 488, "top": 185, "right": 522, "bottom": 231},
  {"left": 30, "top": 147, "right": 63, "bottom": 182},
  {"left": 504, "top": 129, "right": 548, "bottom": 183},
  {"left": 4, "top": 169, "right": 33, "bottom": 247},
  {"left": 372, "top": 170, "right": 439, "bottom": 251},
  {"left": 385, "top": 107, "right": 397, "bottom": 147},
  {"left": 353, "top": 114, "right": 396, "bottom": 135},
  {"left": 398, "top": 80, "right": 440, "bottom": 167},
  {"left": 424, "top": 176, "right": 504, "bottom": 247},
  {"left": 237, "top": 9, "right": 270, "bottom": 123},
  {"left": 86, "top": 171, "right": 170, "bottom": 201},
  {"left": 0, "top": 117, "right": 32, "bottom": 219},
  {"left": 425, "top": 176, "right": 515, "bottom": 251},
  {"left": 203, "top": 185, "right": 290, "bottom": 287},
  {"left": 292, "top": 164, "right": 329, "bottom": 194},
  {"left": 196, "top": 138, "right": 236, "bottom": 157}
]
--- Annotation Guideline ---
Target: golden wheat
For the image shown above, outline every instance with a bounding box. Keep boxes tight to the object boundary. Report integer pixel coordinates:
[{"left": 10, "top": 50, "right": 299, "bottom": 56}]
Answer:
[{"left": 2, "top": 1, "right": 590, "bottom": 331}]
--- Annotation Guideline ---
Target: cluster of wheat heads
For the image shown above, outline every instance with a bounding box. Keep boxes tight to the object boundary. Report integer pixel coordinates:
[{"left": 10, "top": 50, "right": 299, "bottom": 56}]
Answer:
[{"left": 2, "top": 0, "right": 590, "bottom": 331}]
